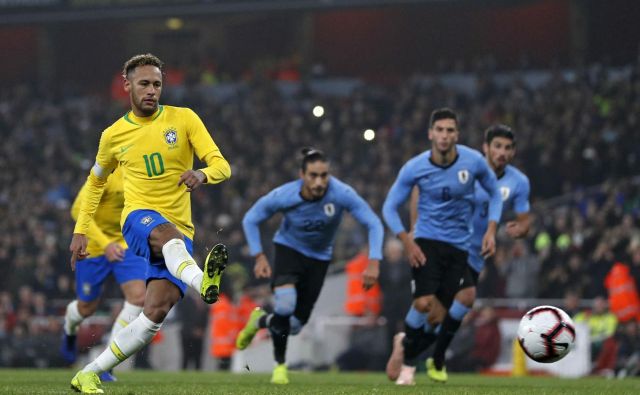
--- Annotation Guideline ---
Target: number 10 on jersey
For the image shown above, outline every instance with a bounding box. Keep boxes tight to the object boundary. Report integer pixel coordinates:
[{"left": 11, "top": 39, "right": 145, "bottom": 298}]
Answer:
[{"left": 143, "top": 153, "right": 165, "bottom": 177}]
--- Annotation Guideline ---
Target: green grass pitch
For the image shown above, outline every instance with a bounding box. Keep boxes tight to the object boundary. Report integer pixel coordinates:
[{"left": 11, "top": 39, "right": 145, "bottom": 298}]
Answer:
[{"left": 0, "top": 369, "right": 639, "bottom": 394}]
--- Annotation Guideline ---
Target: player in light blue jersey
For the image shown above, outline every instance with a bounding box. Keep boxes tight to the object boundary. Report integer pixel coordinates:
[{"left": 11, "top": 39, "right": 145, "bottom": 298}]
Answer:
[
  {"left": 382, "top": 108, "right": 503, "bottom": 385},
  {"left": 237, "top": 148, "right": 384, "bottom": 385},
  {"left": 425, "top": 124, "right": 530, "bottom": 381},
  {"left": 468, "top": 124, "right": 530, "bottom": 272}
]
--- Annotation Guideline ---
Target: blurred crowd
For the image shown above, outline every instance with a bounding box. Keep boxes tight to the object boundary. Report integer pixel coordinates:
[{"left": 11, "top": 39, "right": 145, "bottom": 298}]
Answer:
[{"left": 1, "top": 59, "right": 639, "bottom": 368}]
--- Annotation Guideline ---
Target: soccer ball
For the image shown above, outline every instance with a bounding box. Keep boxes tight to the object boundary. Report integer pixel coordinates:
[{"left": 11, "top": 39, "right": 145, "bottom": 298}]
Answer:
[{"left": 517, "top": 305, "right": 576, "bottom": 363}]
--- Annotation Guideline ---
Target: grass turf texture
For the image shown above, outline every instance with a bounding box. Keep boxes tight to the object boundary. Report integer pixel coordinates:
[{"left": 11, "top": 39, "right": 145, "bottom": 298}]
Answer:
[{"left": 0, "top": 369, "right": 639, "bottom": 394}]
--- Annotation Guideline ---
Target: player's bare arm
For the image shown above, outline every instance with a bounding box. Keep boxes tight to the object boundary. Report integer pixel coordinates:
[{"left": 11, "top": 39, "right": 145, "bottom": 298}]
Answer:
[
  {"left": 481, "top": 220, "right": 497, "bottom": 258},
  {"left": 362, "top": 259, "right": 380, "bottom": 290},
  {"left": 254, "top": 253, "right": 272, "bottom": 278},
  {"left": 69, "top": 234, "right": 89, "bottom": 271},
  {"left": 505, "top": 212, "right": 530, "bottom": 239},
  {"left": 398, "top": 231, "right": 427, "bottom": 267}
]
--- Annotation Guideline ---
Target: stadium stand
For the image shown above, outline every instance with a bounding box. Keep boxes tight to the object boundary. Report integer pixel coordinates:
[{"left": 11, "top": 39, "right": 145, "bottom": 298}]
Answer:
[{"left": 1, "top": 60, "right": 639, "bottom": 368}]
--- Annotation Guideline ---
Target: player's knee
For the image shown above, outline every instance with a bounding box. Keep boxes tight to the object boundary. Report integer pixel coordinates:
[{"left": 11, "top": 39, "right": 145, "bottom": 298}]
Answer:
[
  {"left": 123, "top": 281, "right": 146, "bottom": 307},
  {"left": 149, "top": 224, "right": 182, "bottom": 257},
  {"left": 456, "top": 286, "right": 476, "bottom": 308},
  {"left": 428, "top": 307, "right": 446, "bottom": 327},
  {"left": 77, "top": 300, "right": 99, "bottom": 317},
  {"left": 289, "top": 316, "right": 304, "bottom": 335},
  {"left": 273, "top": 287, "right": 297, "bottom": 317},
  {"left": 413, "top": 296, "right": 433, "bottom": 313},
  {"left": 126, "top": 293, "right": 146, "bottom": 308}
]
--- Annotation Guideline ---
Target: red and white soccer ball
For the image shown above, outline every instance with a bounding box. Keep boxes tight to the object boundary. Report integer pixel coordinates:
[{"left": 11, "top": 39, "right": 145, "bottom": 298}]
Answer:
[{"left": 517, "top": 305, "right": 576, "bottom": 363}]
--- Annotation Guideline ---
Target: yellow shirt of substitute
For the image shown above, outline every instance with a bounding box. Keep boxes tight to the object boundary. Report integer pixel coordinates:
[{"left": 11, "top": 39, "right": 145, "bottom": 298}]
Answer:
[
  {"left": 71, "top": 166, "right": 127, "bottom": 258},
  {"left": 74, "top": 105, "right": 231, "bottom": 239}
]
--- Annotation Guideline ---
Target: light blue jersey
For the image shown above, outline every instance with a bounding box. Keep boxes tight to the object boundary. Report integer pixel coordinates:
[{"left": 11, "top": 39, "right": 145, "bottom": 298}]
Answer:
[
  {"left": 383, "top": 145, "right": 502, "bottom": 252},
  {"left": 242, "top": 177, "right": 384, "bottom": 261},
  {"left": 468, "top": 164, "right": 530, "bottom": 273}
]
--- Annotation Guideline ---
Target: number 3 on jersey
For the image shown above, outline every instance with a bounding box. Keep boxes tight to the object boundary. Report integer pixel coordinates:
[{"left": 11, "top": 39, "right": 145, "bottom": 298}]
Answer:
[{"left": 143, "top": 152, "right": 165, "bottom": 177}]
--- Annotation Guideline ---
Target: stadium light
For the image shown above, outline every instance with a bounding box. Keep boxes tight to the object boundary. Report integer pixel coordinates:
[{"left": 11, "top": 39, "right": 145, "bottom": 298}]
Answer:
[
  {"left": 313, "top": 105, "right": 325, "bottom": 118},
  {"left": 166, "top": 17, "right": 184, "bottom": 30},
  {"left": 363, "top": 129, "right": 375, "bottom": 141}
]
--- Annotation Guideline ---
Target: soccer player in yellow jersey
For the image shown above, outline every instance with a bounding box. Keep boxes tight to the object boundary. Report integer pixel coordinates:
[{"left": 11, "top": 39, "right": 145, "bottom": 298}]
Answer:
[
  {"left": 68, "top": 54, "right": 231, "bottom": 394},
  {"left": 61, "top": 166, "right": 146, "bottom": 383}
]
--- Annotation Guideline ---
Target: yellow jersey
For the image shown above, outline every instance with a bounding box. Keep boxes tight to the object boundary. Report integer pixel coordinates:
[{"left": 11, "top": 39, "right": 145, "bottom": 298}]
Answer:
[
  {"left": 74, "top": 105, "right": 231, "bottom": 239},
  {"left": 71, "top": 166, "right": 127, "bottom": 257}
]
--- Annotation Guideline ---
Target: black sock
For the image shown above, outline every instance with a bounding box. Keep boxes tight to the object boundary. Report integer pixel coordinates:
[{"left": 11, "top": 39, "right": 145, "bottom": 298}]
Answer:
[
  {"left": 402, "top": 326, "right": 425, "bottom": 366},
  {"left": 269, "top": 313, "right": 290, "bottom": 364},
  {"left": 418, "top": 331, "right": 437, "bottom": 355},
  {"left": 432, "top": 314, "right": 462, "bottom": 370},
  {"left": 258, "top": 314, "right": 271, "bottom": 329}
]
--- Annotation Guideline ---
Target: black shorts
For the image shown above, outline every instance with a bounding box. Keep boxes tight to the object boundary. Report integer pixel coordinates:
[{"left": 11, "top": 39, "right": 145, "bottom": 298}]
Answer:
[
  {"left": 413, "top": 238, "right": 469, "bottom": 308},
  {"left": 273, "top": 243, "right": 330, "bottom": 325},
  {"left": 459, "top": 264, "right": 480, "bottom": 290}
]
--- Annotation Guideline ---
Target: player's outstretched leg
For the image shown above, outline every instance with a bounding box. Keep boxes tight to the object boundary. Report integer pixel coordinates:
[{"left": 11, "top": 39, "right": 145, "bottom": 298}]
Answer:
[
  {"left": 70, "top": 371, "right": 104, "bottom": 394},
  {"left": 201, "top": 243, "right": 228, "bottom": 304},
  {"left": 271, "top": 363, "right": 289, "bottom": 385},
  {"left": 426, "top": 357, "right": 448, "bottom": 383},
  {"left": 236, "top": 307, "right": 266, "bottom": 350},
  {"left": 72, "top": 312, "right": 162, "bottom": 392},
  {"left": 386, "top": 332, "right": 405, "bottom": 381}
]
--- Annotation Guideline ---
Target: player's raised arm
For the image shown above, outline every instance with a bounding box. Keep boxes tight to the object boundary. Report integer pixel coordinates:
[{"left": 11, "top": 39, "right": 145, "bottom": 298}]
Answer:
[
  {"left": 382, "top": 164, "right": 426, "bottom": 267},
  {"left": 476, "top": 158, "right": 502, "bottom": 258},
  {"left": 341, "top": 184, "right": 383, "bottom": 290}
]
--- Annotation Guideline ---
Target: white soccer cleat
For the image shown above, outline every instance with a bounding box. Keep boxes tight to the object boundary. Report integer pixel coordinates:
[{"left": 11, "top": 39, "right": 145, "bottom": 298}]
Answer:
[
  {"left": 395, "top": 364, "right": 416, "bottom": 386},
  {"left": 386, "top": 332, "right": 405, "bottom": 381}
]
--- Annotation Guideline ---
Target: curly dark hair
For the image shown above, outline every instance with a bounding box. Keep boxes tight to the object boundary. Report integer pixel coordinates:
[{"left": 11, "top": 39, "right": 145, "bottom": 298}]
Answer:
[{"left": 122, "top": 53, "right": 164, "bottom": 78}]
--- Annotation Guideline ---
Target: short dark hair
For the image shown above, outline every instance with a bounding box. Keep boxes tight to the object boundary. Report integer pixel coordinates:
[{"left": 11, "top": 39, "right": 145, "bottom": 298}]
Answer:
[
  {"left": 300, "top": 147, "right": 328, "bottom": 172},
  {"left": 429, "top": 108, "right": 458, "bottom": 128},
  {"left": 122, "top": 53, "right": 164, "bottom": 78},
  {"left": 485, "top": 124, "right": 515, "bottom": 145}
]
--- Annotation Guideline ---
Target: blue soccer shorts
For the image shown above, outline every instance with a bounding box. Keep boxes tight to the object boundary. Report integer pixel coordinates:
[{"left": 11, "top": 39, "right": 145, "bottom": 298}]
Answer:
[
  {"left": 122, "top": 209, "right": 192, "bottom": 296},
  {"left": 75, "top": 249, "right": 146, "bottom": 302}
]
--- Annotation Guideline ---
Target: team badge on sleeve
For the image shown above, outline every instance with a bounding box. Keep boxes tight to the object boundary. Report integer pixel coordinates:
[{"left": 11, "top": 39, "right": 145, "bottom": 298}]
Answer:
[
  {"left": 163, "top": 127, "right": 178, "bottom": 147},
  {"left": 458, "top": 170, "right": 469, "bottom": 184}
]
